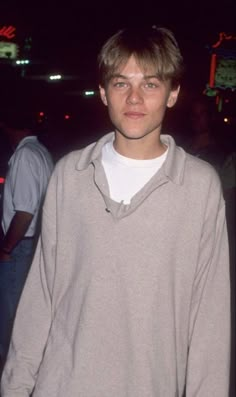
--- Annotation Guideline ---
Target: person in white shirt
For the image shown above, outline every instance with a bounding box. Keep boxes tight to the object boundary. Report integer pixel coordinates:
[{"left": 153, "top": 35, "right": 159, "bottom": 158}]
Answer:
[{"left": 0, "top": 108, "right": 54, "bottom": 369}]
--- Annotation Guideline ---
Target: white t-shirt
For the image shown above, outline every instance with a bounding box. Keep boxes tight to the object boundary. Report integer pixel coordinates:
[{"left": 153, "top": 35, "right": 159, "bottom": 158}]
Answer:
[
  {"left": 102, "top": 139, "right": 168, "bottom": 204},
  {"left": 2, "top": 136, "right": 54, "bottom": 237}
]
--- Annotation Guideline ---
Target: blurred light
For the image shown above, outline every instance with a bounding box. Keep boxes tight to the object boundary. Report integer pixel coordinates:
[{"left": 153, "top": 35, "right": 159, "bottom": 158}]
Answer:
[
  {"left": 0, "top": 25, "right": 16, "bottom": 39},
  {"left": 49, "top": 74, "right": 62, "bottom": 80},
  {"left": 0, "top": 177, "right": 5, "bottom": 184},
  {"left": 224, "top": 117, "right": 229, "bottom": 123},
  {"left": 64, "top": 114, "right": 70, "bottom": 120},
  {"left": 37, "top": 111, "right": 45, "bottom": 124},
  {"left": 16, "top": 59, "right": 30, "bottom": 65},
  {"left": 84, "top": 90, "right": 95, "bottom": 96}
]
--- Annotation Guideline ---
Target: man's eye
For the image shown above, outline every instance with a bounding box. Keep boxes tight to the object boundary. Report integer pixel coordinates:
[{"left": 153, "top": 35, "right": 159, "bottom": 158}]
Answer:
[
  {"left": 145, "top": 82, "right": 158, "bottom": 89},
  {"left": 114, "top": 82, "right": 127, "bottom": 88}
]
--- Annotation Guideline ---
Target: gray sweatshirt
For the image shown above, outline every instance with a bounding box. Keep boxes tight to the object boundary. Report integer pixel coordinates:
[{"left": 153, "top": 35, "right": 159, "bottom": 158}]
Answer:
[{"left": 1, "top": 133, "right": 230, "bottom": 397}]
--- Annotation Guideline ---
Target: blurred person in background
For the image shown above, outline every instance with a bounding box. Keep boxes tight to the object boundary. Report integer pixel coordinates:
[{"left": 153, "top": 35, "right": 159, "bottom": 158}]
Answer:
[
  {"left": 1, "top": 26, "right": 230, "bottom": 397},
  {"left": 220, "top": 149, "right": 236, "bottom": 397},
  {"left": 185, "top": 94, "right": 226, "bottom": 172},
  {"left": 0, "top": 108, "right": 54, "bottom": 374}
]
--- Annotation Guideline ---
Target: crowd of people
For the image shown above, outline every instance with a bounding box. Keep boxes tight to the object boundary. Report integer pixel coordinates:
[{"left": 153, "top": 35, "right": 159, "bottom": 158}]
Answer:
[{"left": 0, "top": 25, "right": 235, "bottom": 396}]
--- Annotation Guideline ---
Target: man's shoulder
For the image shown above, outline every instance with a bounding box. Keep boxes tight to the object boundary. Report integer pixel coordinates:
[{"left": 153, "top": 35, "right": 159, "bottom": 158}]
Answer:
[
  {"left": 164, "top": 134, "right": 221, "bottom": 188},
  {"left": 56, "top": 142, "right": 96, "bottom": 168},
  {"left": 184, "top": 150, "right": 222, "bottom": 189},
  {"left": 55, "top": 133, "right": 112, "bottom": 173},
  {"left": 16, "top": 137, "right": 44, "bottom": 155},
  {"left": 185, "top": 151, "right": 216, "bottom": 173},
  {"left": 14, "top": 139, "right": 52, "bottom": 166},
  {"left": 53, "top": 139, "right": 100, "bottom": 179}
]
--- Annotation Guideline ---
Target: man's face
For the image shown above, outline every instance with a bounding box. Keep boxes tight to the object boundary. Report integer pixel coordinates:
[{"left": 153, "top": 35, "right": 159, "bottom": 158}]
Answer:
[{"left": 99, "top": 55, "right": 179, "bottom": 141}]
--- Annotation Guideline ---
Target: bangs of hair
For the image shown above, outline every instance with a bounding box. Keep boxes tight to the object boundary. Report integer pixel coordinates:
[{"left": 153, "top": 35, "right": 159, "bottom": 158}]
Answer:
[{"left": 98, "top": 27, "right": 184, "bottom": 88}]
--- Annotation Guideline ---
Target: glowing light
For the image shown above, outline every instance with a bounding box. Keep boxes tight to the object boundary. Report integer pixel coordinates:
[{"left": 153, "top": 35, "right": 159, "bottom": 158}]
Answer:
[
  {"left": 39, "top": 111, "right": 44, "bottom": 117},
  {"left": 64, "top": 114, "right": 70, "bottom": 120},
  {"left": 84, "top": 90, "right": 95, "bottom": 96},
  {"left": 0, "top": 42, "right": 19, "bottom": 59},
  {"left": 209, "top": 54, "right": 217, "bottom": 88},
  {"left": 49, "top": 74, "right": 62, "bottom": 80},
  {"left": 212, "top": 32, "right": 234, "bottom": 48},
  {"left": 224, "top": 118, "right": 229, "bottom": 123},
  {"left": 16, "top": 59, "right": 30, "bottom": 65},
  {"left": 0, "top": 177, "right": 5, "bottom": 184},
  {"left": 0, "top": 25, "right": 16, "bottom": 39},
  {"left": 207, "top": 32, "right": 236, "bottom": 91}
]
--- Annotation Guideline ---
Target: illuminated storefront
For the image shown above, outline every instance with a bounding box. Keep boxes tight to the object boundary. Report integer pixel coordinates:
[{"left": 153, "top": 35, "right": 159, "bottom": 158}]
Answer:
[
  {"left": 0, "top": 25, "right": 18, "bottom": 59},
  {"left": 205, "top": 32, "right": 236, "bottom": 113}
]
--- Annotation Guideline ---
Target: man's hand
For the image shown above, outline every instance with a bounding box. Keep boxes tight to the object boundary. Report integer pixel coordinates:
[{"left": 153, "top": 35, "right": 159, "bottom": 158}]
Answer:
[{"left": 0, "top": 211, "right": 34, "bottom": 261}]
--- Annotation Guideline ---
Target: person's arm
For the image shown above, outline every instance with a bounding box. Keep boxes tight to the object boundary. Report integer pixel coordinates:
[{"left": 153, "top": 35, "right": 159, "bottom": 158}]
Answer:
[
  {"left": 0, "top": 169, "right": 57, "bottom": 397},
  {"left": 0, "top": 211, "right": 33, "bottom": 260},
  {"left": 0, "top": 145, "right": 42, "bottom": 262},
  {"left": 186, "top": 177, "right": 231, "bottom": 396}
]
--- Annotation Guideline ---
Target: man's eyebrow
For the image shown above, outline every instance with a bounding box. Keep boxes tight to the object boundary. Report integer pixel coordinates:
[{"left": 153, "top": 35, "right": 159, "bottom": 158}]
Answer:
[
  {"left": 111, "top": 74, "right": 128, "bottom": 79},
  {"left": 111, "top": 74, "right": 160, "bottom": 80},
  {"left": 144, "top": 75, "right": 160, "bottom": 79}
]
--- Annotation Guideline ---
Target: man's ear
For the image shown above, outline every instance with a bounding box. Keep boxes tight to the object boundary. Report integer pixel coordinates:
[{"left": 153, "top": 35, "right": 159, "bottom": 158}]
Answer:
[
  {"left": 167, "top": 85, "right": 180, "bottom": 108},
  {"left": 99, "top": 85, "right": 108, "bottom": 106}
]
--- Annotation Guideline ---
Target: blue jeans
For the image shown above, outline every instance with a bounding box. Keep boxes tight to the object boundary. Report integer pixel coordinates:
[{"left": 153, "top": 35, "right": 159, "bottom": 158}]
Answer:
[{"left": 0, "top": 238, "right": 35, "bottom": 361}]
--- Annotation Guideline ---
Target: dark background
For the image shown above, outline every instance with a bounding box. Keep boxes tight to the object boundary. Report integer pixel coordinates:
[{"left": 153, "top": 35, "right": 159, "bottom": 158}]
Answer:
[
  {"left": 1, "top": 0, "right": 235, "bottom": 84},
  {"left": 0, "top": 0, "right": 235, "bottom": 158}
]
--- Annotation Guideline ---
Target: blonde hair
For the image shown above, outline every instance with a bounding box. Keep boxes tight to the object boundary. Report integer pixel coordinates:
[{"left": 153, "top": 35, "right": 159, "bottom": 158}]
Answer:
[{"left": 98, "top": 26, "right": 184, "bottom": 89}]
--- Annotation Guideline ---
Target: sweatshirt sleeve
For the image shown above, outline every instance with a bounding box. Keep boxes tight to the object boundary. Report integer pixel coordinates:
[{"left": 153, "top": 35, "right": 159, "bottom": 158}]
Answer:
[
  {"left": 186, "top": 175, "right": 231, "bottom": 396},
  {"left": 1, "top": 172, "right": 57, "bottom": 397}
]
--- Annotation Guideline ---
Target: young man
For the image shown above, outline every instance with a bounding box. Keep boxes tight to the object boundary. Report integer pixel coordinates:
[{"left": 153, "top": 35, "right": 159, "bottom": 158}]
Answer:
[{"left": 1, "top": 27, "right": 230, "bottom": 396}]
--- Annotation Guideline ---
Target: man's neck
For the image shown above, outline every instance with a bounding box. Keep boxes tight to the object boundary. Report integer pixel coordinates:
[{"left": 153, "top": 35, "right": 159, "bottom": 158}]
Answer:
[{"left": 113, "top": 132, "right": 167, "bottom": 160}]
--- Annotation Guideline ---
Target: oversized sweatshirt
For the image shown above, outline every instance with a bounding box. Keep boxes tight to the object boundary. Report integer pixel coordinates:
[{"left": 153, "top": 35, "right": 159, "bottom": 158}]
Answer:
[{"left": 1, "top": 133, "right": 230, "bottom": 397}]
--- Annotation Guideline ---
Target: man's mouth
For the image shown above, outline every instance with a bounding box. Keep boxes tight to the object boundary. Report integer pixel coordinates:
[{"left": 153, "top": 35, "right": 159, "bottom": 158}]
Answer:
[{"left": 124, "top": 112, "right": 145, "bottom": 119}]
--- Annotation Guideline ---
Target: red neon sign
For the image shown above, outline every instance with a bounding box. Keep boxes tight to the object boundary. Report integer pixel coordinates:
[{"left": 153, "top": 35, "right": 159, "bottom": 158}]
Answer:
[
  {"left": 0, "top": 25, "right": 16, "bottom": 39},
  {"left": 208, "top": 32, "right": 236, "bottom": 89},
  {"left": 212, "top": 32, "right": 233, "bottom": 48}
]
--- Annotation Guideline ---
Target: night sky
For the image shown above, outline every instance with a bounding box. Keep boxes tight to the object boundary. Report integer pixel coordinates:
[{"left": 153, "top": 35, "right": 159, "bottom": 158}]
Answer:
[
  {"left": 0, "top": 0, "right": 235, "bottom": 157},
  {"left": 1, "top": 0, "right": 235, "bottom": 84}
]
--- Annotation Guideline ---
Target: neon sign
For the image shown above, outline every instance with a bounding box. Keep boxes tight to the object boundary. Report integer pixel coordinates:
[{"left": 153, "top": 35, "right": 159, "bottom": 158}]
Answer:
[
  {"left": 208, "top": 32, "right": 236, "bottom": 90},
  {"left": 0, "top": 25, "right": 16, "bottom": 39},
  {"left": 0, "top": 42, "right": 18, "bottom": 59},
  {"left": 204, "top": 32, "right": 236, "bottom": 112}
]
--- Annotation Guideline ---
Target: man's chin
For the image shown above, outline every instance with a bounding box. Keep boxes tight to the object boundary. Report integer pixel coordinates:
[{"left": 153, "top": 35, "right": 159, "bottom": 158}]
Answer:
[{"left": 115, "top": 129, "right": 153, "bottom": 141}]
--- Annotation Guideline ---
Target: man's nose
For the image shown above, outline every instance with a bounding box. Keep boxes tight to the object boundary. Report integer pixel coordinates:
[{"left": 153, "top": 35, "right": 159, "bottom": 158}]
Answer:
[{"left": 126, "top": 87, "right": 144, "bottom": 105}]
